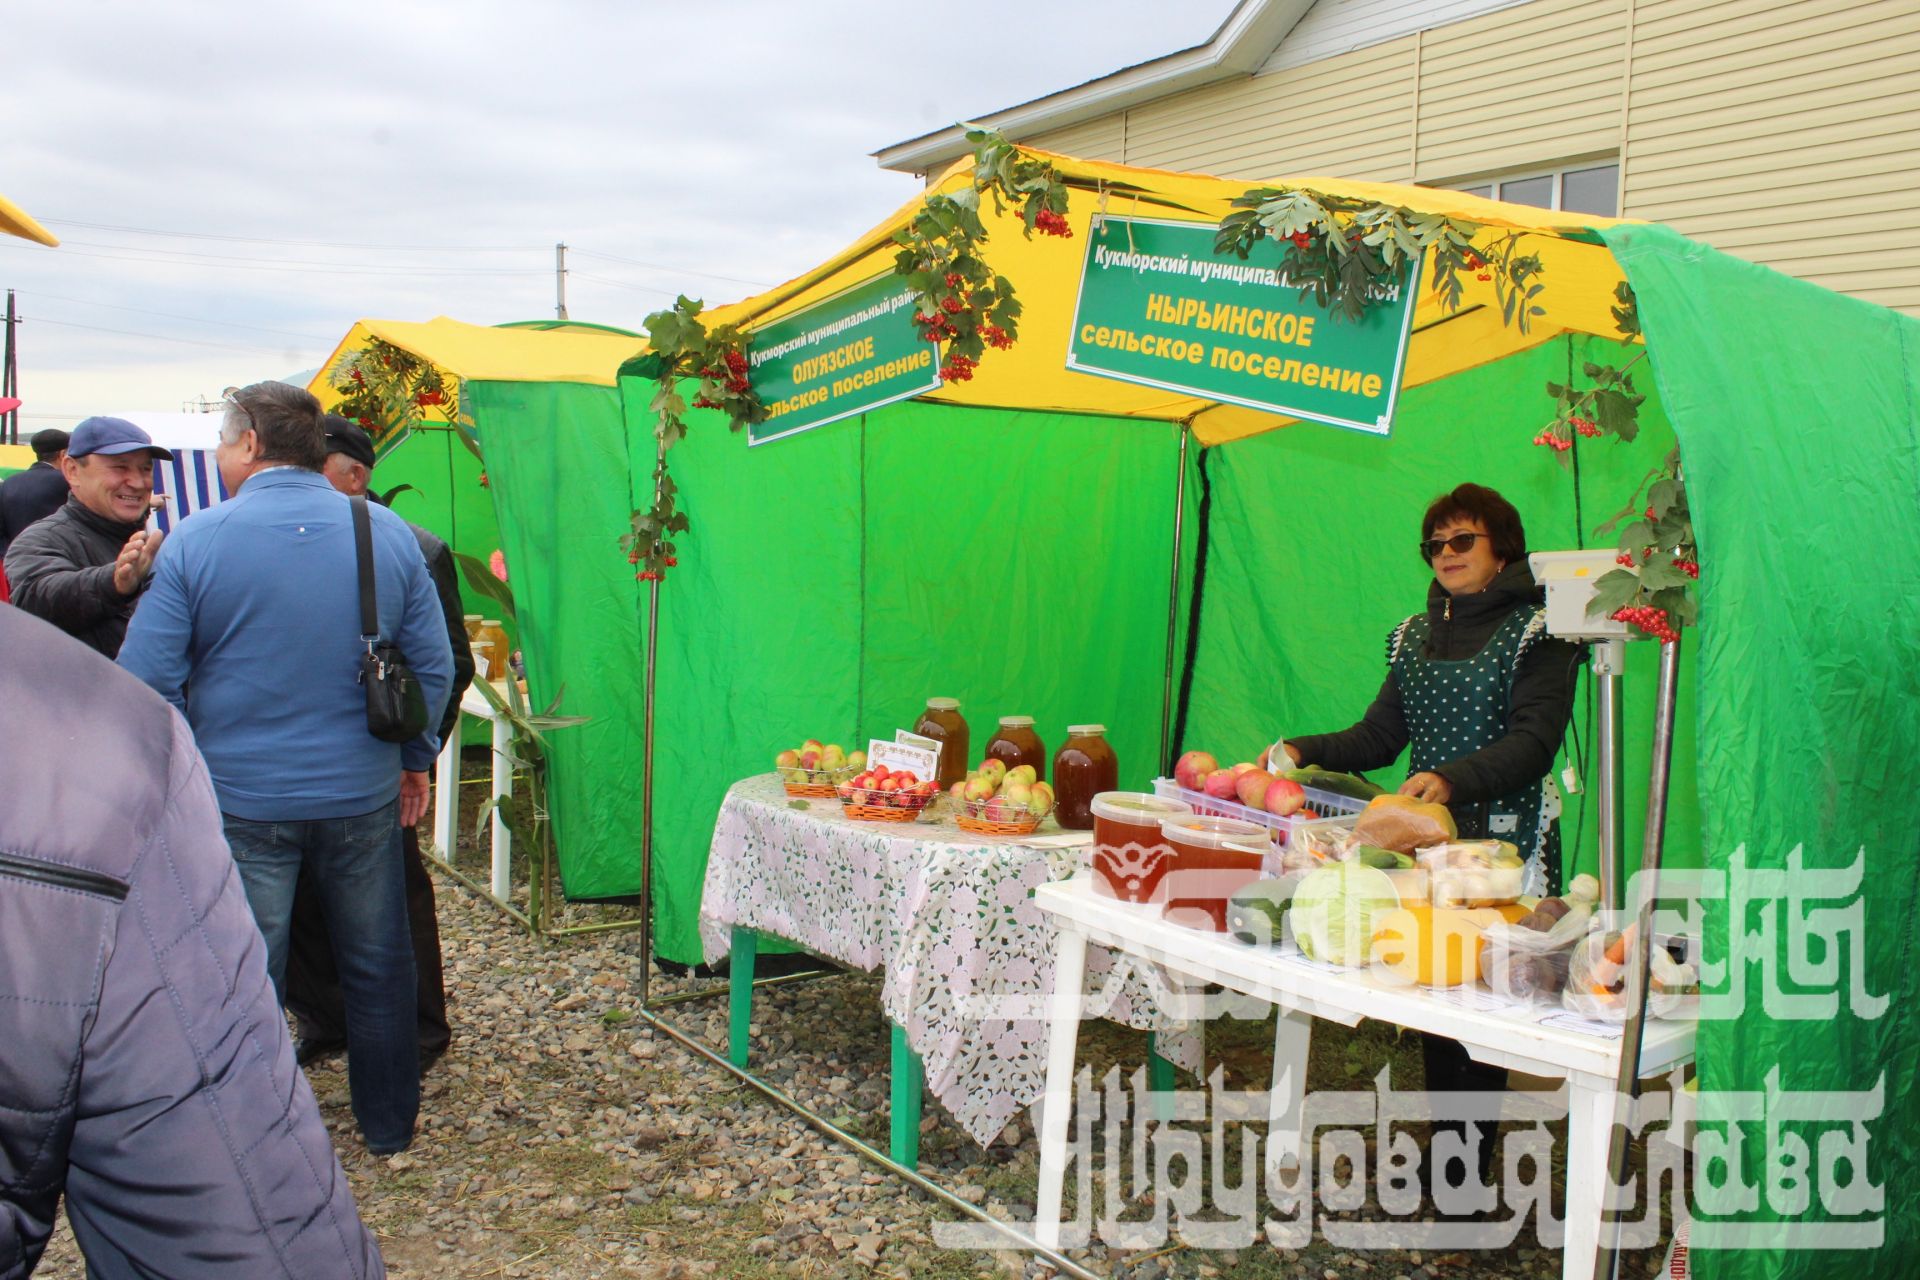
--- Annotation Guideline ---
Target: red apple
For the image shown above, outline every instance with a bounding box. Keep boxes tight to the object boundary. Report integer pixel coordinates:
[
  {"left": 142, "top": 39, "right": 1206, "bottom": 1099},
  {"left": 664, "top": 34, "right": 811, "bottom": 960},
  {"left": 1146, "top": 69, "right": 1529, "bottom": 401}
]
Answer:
[
  {"left": 1203, "top": 769, "right": 1241, "bottom": 800},
  {"left": 1235, "top": 769, "right": 1275, "bottom": 808},
  {"left": 1174, "top": 750, "right": 1217, "bottom": 790},
  {"left": 1263, "top": 777, "right": 1306, "bottom": 817},
  {"left": 1231, "top": 761, "right": 1259, "bottom": 777},
  {"left": 871, "top": 764, "right": 891, "bottom": 781}
]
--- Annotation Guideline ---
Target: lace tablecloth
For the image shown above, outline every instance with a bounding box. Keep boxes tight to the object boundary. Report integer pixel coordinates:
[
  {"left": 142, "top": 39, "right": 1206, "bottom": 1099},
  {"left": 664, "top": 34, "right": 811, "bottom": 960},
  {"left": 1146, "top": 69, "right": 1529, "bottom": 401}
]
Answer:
[{"left": 700, "top": 774, "right": 1198, "bottom": 1147}]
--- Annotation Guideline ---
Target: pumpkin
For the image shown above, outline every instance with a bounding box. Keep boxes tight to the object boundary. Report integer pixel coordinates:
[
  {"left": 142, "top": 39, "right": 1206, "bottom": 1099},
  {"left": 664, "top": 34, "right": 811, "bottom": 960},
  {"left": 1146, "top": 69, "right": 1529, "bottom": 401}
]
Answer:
[{"left": 1370, "top": 903, "right": 1529, "bottom": 985}]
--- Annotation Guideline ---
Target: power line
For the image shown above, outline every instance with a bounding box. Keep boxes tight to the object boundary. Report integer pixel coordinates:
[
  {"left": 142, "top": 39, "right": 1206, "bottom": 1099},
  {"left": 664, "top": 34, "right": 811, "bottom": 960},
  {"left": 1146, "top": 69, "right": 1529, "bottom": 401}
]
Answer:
[
  {"left": 0, "top": 242, "right": 546, "bottom": 279},
  {"left": 28, "top": 317, "right": 325, "bottom": 355},
  {"left": 24, "top": 292, "right": 331, "bottom": 343},
  {"left": 572, "top": 247, "right": 771, "bottom": 289},
  {"left": 40, "top": 217, "right": 530, "bottom": 252}
]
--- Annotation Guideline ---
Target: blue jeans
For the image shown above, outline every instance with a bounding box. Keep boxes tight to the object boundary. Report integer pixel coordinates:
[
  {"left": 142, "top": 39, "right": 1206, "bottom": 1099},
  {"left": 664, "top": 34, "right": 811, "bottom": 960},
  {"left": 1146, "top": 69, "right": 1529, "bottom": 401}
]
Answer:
[{"left": 223, "top": 800, "right": 419, "bottom": 1152}]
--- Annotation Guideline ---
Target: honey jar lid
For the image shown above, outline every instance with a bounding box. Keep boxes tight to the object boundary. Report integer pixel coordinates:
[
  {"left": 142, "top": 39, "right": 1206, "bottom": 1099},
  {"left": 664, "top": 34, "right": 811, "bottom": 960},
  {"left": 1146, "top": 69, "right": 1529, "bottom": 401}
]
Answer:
[
  {"left": 925, "top": 697, "right": 960, "bottom": 710},
  {"left": 998, "top": 715, "right": 1034, "bottom": 727},
  {"left": 1066, "top": 724, "right": 1106, "bottom": 736}
]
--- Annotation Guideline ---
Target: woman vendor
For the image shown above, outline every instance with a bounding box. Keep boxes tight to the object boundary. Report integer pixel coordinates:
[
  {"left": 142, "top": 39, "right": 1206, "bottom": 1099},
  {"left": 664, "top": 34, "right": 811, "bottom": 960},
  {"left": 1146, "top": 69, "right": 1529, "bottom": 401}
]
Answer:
[{"left": 1278, "top": 482, "right": 1584, "bottom": 1206}]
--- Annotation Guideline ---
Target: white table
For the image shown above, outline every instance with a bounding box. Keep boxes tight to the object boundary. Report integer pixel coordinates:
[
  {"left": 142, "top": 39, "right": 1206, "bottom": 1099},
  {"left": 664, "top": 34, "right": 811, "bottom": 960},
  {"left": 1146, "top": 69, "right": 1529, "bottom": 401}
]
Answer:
[
  {"left": 1030, "top": 878, "right": 1696, "bottom": 1278},
  {"left": 430, "top": 681, "right": 513, "bottom": 901}
]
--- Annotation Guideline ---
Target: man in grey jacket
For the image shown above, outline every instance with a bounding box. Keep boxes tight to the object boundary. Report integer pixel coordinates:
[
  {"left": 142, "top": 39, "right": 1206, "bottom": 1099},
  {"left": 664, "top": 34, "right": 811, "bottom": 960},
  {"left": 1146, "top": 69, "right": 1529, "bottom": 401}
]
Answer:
[
  {"left": 0, "top": 602, "right": 385, "bottom": 1279},
  {"left": 2, "top": 417, "right": 169, "bottom": 657}
]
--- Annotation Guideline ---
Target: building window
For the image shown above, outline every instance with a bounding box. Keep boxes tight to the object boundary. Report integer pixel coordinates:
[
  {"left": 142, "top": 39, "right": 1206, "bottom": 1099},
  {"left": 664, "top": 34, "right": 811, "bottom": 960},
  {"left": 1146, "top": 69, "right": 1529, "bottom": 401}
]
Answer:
[{"left": 1450, "top": 162, "right": 1620, "bottom": 218}]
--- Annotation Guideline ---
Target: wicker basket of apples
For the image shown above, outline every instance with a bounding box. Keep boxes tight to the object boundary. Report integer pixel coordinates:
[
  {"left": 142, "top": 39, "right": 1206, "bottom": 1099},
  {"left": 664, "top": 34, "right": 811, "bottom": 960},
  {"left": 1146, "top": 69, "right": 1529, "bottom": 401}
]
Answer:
[
  {"left": 949, "top": 760, "right": 1055, "bottom": 836},
  {"left": 774, "top": 740, "right": 864, "bottom": 797},
  {"left": 837, "top": 766, "right": 941, "bottom": 821}
]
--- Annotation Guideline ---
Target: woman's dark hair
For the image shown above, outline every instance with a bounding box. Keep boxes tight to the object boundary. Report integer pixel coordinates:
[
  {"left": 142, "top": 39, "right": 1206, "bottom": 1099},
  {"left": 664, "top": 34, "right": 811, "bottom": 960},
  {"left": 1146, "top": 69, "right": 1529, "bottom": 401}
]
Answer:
[{"left": 1422, "top": 483, "right": 1527, "bottom": 565}]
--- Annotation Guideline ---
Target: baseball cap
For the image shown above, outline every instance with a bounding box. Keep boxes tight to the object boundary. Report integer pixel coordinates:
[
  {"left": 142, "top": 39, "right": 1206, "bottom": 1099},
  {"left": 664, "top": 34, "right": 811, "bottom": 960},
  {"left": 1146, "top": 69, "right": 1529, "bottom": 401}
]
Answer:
[
  {"left": 28, "top": 428, "right": 70, "bottom": 457},
  {"left": 67, "top": 416, "right": 173, "bottom": 461},
  {"left": 321, "top": 414, "right": 376, "bottom": 469}
]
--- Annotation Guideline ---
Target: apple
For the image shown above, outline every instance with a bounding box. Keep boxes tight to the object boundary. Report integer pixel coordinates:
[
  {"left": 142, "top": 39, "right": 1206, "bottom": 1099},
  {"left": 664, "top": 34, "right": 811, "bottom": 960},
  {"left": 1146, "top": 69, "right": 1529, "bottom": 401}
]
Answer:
[
  {"left": 1004, "top": 764, "right": 1038, "bottom": 787},
  {"left": 1231, "top": 761, "right": 1259, "bottom": 777},
  {"left": 1203, "top": 768, "right": 1241, "bottom": 799},
  {"left": 775, "top": 749, "right": 801, "bottom": 769},
  {"left": 1263, "top": 777, "right": 1306, "bottom": 817},
  {"left": 846, "top": 750, "right": 866, "bottom": 771},
  {"left": 1003, "top": 780, "right": 1033, "bottom": 807},
  {"left": 871, "top": 764, "right": 891, "bottom": 781},
  {"left": 821, "top": 744, "right": 847, "bottom": 770},
  {"left": 1235, "top": 768, "right": 1275, "bottom": 808},
  {"left": 1175, "top": 750, "right": 1217, "bottom": 790},
  {"left": 801, "top": 739, "right": 825, "bottom": 756},
  {"left": 977, "top": 758, "right": 1008, "bottom": 784},
  {"left": 1029, "top": 781, "right": 1055, "bottom": 816},
  {"left": 950, "top": 780, "right": 968, "bottom": 800},
  {"left": 964, "top": 776, "right": 995, "bottom": 802},
  {"left": 896, "top": 770, "right": 918, "bottom": 785},
  {"left": 985, "top": 796, "right": 1016, "bottom": 822}
]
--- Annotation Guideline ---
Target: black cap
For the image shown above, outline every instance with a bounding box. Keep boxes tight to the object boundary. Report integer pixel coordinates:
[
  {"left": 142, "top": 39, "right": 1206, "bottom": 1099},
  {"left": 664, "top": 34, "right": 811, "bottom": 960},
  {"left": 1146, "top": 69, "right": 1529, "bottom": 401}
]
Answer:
[
  {"left": 321, "top": 414, "right": 376, "bottom": 469},
  {"left": 28, "top": 428, "right": 69, "bottom": 458}
]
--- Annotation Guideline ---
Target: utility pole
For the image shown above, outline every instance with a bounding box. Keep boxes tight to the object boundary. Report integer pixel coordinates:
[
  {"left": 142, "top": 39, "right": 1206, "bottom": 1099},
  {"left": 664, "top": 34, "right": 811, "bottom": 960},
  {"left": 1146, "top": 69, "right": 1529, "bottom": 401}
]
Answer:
[
  {"left": 2, "top": 289, "right": 17, "bottom": 444},
  {"left": 554, "top": 243, "right": 569, "bottom": 320}
]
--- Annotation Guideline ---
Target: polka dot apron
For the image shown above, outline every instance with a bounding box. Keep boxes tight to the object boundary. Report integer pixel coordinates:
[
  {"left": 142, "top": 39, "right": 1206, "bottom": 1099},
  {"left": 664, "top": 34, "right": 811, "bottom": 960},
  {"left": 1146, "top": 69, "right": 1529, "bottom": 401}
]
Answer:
[{"left": 1388, "top": 604, "right": 1559, "bottom": 897}]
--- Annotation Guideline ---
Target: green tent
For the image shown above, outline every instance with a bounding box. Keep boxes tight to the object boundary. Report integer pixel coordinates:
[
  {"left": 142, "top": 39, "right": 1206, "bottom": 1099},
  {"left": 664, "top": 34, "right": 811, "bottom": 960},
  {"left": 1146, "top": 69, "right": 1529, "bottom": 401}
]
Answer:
[{"left": 436, "top": 173, "right": 1912, "bottom": 1275}]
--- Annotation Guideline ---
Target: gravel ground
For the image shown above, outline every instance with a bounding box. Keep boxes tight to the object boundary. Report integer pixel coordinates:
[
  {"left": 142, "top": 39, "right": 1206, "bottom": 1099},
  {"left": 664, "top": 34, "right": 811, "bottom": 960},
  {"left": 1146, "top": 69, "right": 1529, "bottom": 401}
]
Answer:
[{"left": 32, "top": 758, "right": 1681, "bottom": 1279}]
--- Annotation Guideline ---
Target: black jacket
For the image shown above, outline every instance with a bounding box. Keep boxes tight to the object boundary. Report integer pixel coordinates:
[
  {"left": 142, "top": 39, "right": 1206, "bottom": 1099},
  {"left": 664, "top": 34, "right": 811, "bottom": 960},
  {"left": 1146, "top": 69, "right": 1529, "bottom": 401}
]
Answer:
[
  {"left": 0, "top": 605, "right": 384, "bottom": 1279},
  {"left": 0, "top": 462, "right": 70, "bottom": 559},
  {"left": 2, "top": 496, "right": 147, "bottom": 658},
  {"left": 410, "top": 523, "right": 475, "bottom": 744},
  {"left": 1289, "top": 561, "right": 1582, "bottom": 804}
]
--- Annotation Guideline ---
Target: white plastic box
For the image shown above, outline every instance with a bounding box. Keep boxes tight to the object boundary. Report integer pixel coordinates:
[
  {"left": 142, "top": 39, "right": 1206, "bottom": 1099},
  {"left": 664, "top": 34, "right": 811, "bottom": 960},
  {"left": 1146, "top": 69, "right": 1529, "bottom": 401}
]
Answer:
[{"left": 1529, "top": 548, "right": 1634, "bottom": 641}]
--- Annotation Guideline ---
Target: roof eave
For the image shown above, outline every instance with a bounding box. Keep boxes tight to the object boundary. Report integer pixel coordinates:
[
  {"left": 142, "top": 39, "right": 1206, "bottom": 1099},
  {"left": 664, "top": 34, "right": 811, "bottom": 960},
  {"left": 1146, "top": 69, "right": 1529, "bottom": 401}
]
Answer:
[{"left": 872, "top": 0, "right": 1311, "bottom": 175}]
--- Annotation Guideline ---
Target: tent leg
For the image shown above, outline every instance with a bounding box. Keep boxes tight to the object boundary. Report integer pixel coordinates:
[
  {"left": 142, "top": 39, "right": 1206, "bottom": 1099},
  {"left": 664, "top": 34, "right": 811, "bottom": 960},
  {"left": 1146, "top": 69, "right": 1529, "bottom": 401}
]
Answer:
[
  {"left": 1159, "top": 425, "right": 1191, "bottom": 776},
  {"left": 1593, "top": 638, "right": 1626, "bottom": 910},
  {"left": 1593, "top": 630, "right": 1682, "bottom": 1280},
  {"left": 637, "top": 436, "right": 664, "bottom": 1008}
]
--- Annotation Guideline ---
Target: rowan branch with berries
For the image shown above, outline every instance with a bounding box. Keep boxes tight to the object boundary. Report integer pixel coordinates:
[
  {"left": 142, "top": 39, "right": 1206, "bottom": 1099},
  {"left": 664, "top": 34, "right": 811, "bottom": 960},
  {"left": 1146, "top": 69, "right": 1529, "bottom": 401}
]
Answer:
[
  {"left": 1215, "top": 189, "right": 1546, "bottom": 331},
  {"left": 325, "top": 336, "right": 462, "bottom": 456},
  {"left": 890, "top": 127, "right": 1072, "bottom": 384},
  {"left": 620, "top": 296, "right": 768, "bottom": 583},
  {"left": 1559, "top": 284, "right": 1697, "bottom": 643}
]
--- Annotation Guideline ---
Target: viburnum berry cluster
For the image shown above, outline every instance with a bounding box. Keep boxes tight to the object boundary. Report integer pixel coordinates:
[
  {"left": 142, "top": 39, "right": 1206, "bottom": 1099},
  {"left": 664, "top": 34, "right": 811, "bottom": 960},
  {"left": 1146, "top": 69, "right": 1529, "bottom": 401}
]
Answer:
[
  {"left": 325, "top": 336, "right": 461, "bottom": 457},
  {"left": 1611, "top": 604, "right": 1680, "bottom": 644},
  {"left": 1033, "top": 208, "right": 1072, "bottom": 238},
  {"left": 1533, "top": 425, "right": 1574, "bottom": 453},
  {"left": 623, "top": 297, "right": 768, "bottom": 584}
]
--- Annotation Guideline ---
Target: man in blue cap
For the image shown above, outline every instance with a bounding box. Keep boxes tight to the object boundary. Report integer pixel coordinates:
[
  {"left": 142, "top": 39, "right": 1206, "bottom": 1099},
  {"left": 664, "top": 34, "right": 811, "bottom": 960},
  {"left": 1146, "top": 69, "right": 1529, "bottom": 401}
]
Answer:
[
  {"left": 3, "top": 416, "right": 170, "bottom": 657},
  {"left": 0, "top": 427, "right": 72, "bottom": 559}
]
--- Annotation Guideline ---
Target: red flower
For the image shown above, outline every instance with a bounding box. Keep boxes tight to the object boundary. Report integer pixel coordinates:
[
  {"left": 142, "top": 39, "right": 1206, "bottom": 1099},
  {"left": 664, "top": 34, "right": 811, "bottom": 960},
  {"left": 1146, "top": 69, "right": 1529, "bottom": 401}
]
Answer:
[{"left": 478, "top": 471, "right": 489, "bottom": 489}]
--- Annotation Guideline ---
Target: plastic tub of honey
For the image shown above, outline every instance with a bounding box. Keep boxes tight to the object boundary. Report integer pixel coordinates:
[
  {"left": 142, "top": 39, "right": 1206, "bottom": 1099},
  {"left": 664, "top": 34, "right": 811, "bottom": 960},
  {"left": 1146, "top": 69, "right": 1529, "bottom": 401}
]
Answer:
[
  {"left": 1159, "top": 817, "right": 1272, "bottom": 932},
  {"left": 1088, "top": 792, "right": 1192, "bottom": 906}
]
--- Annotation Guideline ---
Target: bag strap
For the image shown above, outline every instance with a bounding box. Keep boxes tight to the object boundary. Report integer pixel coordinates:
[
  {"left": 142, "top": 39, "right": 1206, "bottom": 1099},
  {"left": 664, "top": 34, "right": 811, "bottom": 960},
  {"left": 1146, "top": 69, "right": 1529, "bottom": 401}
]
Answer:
[{"left": 350, "top": 495, "right": 378, "bottom": 643}]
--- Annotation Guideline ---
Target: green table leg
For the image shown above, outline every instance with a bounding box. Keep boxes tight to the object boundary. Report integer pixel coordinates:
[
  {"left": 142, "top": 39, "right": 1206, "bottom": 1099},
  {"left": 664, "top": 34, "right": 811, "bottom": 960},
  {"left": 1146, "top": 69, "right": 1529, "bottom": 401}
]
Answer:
[
  {"left": 890, "top": 1021, "right": 924, "bottom": 1168},
  {"left": 729, "top": 927, "right": 758, "bottom": 1068},
  {"left": 1148, "top": 1031, "right": 1177, "bottom": 1123}
]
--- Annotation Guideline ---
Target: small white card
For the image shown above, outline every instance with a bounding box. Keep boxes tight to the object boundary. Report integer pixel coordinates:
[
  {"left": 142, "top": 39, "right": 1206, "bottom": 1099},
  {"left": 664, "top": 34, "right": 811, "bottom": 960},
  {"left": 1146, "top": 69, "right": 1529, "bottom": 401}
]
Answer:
[
  {"left": 1538, "top": 1010, "right": 1625, "bottom": 1039},
  {"left": 894, "top": 729, "right": 942, "bottom": 758},
  {"left": 866, "top": 737, "right": 939, "bottom": 783}
]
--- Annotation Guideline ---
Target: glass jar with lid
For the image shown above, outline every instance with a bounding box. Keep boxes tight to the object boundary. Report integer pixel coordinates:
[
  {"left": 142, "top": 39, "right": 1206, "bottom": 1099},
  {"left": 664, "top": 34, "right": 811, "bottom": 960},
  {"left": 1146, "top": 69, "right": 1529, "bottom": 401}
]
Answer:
[
  {"left": 913, "top": 697, "right": 970, "bottom": 788},
  {"left": 1051, "top": 725, "right": 1119, "bottom": 829},
  {"left": 984, "top": 716, "right": 1047, "bottom": 779}
]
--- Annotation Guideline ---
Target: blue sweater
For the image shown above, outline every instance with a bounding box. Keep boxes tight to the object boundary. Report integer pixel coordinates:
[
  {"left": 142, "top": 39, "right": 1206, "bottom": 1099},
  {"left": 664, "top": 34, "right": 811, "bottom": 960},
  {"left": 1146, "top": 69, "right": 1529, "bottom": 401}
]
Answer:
[{"left": 118, "top": 468, "right": 454, "bottom": 822}]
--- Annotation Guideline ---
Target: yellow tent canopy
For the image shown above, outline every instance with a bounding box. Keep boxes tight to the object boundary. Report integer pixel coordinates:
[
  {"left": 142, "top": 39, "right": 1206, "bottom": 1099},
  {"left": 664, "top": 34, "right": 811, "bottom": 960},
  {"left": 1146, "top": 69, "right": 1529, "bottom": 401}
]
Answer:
[
  {"left": 307, "top": 316, "right": 651, "bottom": 409},
  {"left": 1, "top": 191, "right": 58, "bottom": 247},
  {"left": 705, "top": 150, "right": 1637, "bottom": 446}
]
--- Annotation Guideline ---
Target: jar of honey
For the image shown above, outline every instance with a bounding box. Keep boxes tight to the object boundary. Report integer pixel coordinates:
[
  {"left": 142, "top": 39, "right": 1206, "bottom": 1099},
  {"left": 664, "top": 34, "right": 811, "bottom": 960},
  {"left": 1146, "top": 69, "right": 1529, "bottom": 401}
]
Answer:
[
  {"left": 984, "top": 716, "right": 1047, "bottom": 779},
  {"left": 1159, "top": 816, "right": 1271, "bottom": 932},
  {"left": 914, "top": 697, "right": 970, "bottom": 788},
  {"left": 1051, "top": 725, "right": 1118, "bottom": 829},
  {"left": 1088, "top": 792, "right": 1191, "bottom": 905},
  {"left": 474, "top": 619, "right": 511, "bottom": 682}
]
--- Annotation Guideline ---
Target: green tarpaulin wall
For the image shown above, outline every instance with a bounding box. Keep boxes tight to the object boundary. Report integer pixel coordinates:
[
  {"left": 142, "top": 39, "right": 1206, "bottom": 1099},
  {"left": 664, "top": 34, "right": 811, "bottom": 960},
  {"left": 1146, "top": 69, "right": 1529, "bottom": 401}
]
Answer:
[{"left": 468, "top": 224, "right": 1911, "bottom": 1275}]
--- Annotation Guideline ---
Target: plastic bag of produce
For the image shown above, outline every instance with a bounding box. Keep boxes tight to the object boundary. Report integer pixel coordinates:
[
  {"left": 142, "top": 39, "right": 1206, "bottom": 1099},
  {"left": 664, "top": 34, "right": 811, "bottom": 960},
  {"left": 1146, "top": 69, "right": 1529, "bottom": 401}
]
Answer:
[
  {"left": 1562, "top": 922, "right": 1701, "bottom": 1022},
  {"left": 1352, "top": 795, "right": 1458, "bottom": 854},
  {"left": 1290, "top": 861, "right": 1398, "bottom": 968},
  {"left": 1282, "top": 818, "right": 1357, "bottom": 871},
  {"left": 1416, "top": 840, "right": 1526, "bottom": 907},
  {"left": 1478, "top": 875, "right": 1601, "bottom": 1000}
]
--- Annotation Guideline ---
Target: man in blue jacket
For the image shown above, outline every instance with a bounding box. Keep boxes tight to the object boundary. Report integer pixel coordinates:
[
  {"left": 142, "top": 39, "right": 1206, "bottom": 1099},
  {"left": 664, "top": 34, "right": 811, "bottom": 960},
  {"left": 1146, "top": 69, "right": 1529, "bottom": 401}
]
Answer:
[
  {"left": 119, "top": 381, "right": 453, "bottom": 1156},
  {"left": 2, "top": 603, "right": 385, "bottom": 1279}
]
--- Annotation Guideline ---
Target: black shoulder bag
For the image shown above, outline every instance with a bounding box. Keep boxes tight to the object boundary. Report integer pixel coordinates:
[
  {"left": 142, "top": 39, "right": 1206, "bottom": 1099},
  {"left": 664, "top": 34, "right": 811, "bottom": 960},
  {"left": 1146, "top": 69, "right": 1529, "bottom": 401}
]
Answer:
[{"left": 351, "top": 496, "right": 429, "bottom": 744}]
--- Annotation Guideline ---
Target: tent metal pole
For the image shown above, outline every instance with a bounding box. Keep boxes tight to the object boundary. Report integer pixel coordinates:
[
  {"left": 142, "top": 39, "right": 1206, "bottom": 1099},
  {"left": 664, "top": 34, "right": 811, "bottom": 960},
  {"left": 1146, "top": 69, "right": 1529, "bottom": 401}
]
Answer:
[
  {"left": 1159, "top": 425, "right": 1191, "bottom": 776},
  {"left": 1593, "top": 638, "right": 1627, "bottom": 911},
  {"left": 637, "top": 435, "right": 664, "bottom": 1010},
  {"left": 1593, "top": 629, "right": 1681, "bottom": 1280},
  {"left": 635, "top": 1004, "right": 1103, "bottom": 1280}
]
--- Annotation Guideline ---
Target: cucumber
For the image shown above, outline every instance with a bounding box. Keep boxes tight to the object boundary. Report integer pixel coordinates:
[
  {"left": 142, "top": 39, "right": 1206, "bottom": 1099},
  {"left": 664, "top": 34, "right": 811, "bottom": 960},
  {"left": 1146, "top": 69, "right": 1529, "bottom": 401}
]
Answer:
[
  {"left": 1355, "top": 845, "right": 1410, "bottom": 870},
  {"left": 1283, "top": 767, "right": 1385, "bottom": 802}
]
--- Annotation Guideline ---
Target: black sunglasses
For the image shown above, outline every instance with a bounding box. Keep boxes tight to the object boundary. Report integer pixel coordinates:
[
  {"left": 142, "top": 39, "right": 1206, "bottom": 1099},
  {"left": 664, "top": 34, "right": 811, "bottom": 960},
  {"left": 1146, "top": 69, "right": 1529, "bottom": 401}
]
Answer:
[{"left": 1419, "top": 531, "right": 1489, "bottom": 560}]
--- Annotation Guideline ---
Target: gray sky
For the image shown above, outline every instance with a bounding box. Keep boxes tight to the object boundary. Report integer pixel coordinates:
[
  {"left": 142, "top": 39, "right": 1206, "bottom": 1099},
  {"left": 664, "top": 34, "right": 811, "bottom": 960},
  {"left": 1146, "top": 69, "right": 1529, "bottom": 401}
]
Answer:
[{"left": 1, "top": 0, "right": 1232, "bottom": 428}]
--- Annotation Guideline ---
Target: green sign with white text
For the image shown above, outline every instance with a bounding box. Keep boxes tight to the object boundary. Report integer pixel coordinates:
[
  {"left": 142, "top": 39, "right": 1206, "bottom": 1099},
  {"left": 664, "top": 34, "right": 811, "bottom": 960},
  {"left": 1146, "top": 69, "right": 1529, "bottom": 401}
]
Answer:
[
  {"left": 748, "top": 274, "right": 941, "bottom": 445},
  {"left": 1066, "top": 216, "right": 1420, "bottom": 435}
]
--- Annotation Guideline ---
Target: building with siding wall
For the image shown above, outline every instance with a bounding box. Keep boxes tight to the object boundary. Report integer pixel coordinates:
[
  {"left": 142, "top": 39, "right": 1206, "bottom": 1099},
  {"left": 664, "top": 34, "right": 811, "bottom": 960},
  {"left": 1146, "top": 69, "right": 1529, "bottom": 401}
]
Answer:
[{"left": 878, "top": 0, "right": 1920, "bottom": 314}]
